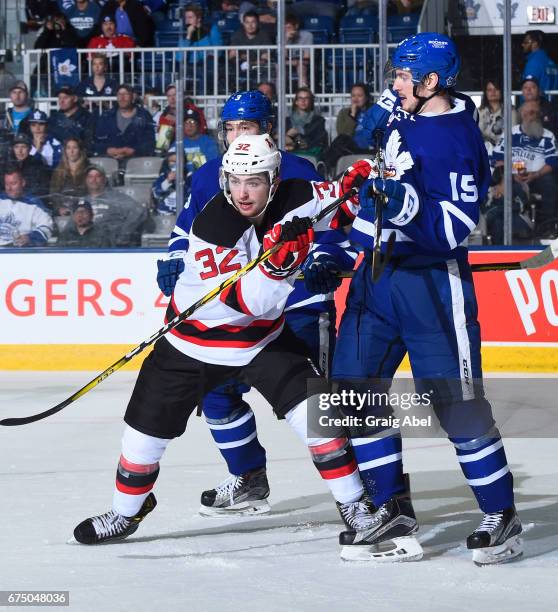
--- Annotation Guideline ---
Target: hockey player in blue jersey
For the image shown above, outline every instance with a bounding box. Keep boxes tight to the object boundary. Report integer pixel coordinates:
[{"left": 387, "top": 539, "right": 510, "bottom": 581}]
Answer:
[
  {"left": 330, "top": 33, "right": 523, "bottom": 565},
  {"left": 156, "top": 90, "right": 357, "bottom": 515}
]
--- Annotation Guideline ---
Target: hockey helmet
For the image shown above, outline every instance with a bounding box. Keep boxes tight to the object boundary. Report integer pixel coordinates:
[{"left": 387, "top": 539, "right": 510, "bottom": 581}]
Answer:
[
  {"left": 220, "top": 133, "right": 281, "bottom": 210},
  {"left": 387, "top": 32, "right": 460, "bottom": 89},
  {"left": 219, "top": 90, "right": 272, "bottom": 143}
]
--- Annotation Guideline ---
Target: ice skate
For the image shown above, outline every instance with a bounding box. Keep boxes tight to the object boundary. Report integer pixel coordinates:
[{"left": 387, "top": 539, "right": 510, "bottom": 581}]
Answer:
[
  {"left": 199, "top": 467, "right": 271, "bottom": 517},
  {"left": 72, "top": 493, "right": 157, "bottom": 545},
  {"left": 338, "top": 494, "right": 423, "bottom": 562},
  {"left": 467, "top": 506, "right": 523, "bottom": 566}
]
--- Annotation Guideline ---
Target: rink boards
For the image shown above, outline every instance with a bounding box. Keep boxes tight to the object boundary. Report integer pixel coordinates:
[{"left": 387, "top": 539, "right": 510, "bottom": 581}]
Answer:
[{"left": 0, "top": 248, "right": 557, "bottom": 372}]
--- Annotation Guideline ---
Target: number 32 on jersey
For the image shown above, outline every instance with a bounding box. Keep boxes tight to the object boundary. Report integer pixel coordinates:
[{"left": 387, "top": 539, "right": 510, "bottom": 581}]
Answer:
[{"left": 195, "top": 246, "right": 242, "bottom": 280}]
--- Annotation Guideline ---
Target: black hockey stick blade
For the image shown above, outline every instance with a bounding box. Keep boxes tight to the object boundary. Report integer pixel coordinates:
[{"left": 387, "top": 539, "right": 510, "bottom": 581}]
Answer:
[
  {"left": 0, "top": 188, "right": 358, "bottom": 427},
  {"left": 372, "top": 230, "right": 396, "bottom": 282}
]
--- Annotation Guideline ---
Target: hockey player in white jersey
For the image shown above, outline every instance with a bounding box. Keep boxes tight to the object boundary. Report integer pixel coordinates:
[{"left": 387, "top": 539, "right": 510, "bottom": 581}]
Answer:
[{"left": 72, "top": 134, "right": 378, "bottom": 547}]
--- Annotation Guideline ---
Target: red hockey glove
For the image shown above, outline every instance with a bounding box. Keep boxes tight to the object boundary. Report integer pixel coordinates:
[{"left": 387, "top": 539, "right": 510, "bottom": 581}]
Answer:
[
  {"left": 259, "top": 216, "right": 314, "bottom": 279},
  {"left": 340, "top": 159, "right": 378, "bottom": 206}
]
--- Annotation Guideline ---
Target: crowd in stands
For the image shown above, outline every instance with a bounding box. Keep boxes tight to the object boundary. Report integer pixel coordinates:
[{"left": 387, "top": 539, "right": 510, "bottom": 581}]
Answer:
[{"left": 4, "top": 6, "right": 558, "bottom": 248}]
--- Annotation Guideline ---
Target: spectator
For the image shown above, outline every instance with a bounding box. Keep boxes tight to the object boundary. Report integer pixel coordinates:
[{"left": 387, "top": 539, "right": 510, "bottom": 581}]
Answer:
[
  {"left": 0, "top": 166, "right": 53, "bottom": 247},
  {"left": 216, "top": 0, "right": 240, "bottom": 12},
  {"left": 28, "top": 110, "right": 63, "bottom": 168},
  {"left": 101, "top": 0, "right": 155, "bottom": 47},
  {"left": 285, "top": 86, "right": 328, "bottom": 160},
  {"left": 152, "top": 146, "right": 179, "bottom": 215},
  {"left": 180, "top": 107, "right": 220, "bottom": 173},
  {"left": 229, "top": 10, "right": 274, "bottom": 64},
  {"left": 62, "top": 0, "right": 101, "bottom": 45},
  {"left": 521, "top": 77, "right": 558, "bottom": 136},
  {"left": 179, "top": 3, "right": 223, "bottom": 62},
  {"left": 76, "top": 53, "right": 118, "bottom": 97},
  {"left": 390, "top": 0, "right": 423, "bottom": 14},
  {"left": 0, "top": 81, "right": 33, "bottom": 136},
  {"left": 48, "top": 87, "right": 95, "bottom": 151},
  {"left": 8, "top": 134, "right": 52, "bottom": 198},
  {"left": 93, "top": 83, "right": 155, "bottom": 159},
  {"left": 323, "top": 82, "right": 373, "bottom": 174},
  {"left": 155, "top": 84, "right": 208, "bottom": 152},
  {"left": 492, "top": 100, "right": 558, "bottom": 229},
  {"left": 57, "top": 199, "right": 114, "bottom": 247},
  {"left": 257, "top": 80, "right": 276, "bottom": 102},
  {"left": 50, "top": 137, "right": 90, "bottom": 215},
  {"left": 239, "top": 1, "right": 277, "bottom": 35},
  {"left": 521, "top": 30, "right": 558, "bottom": 96},
  {"left": 83, "top": 164, "right": 147, "bottom": 246},
  {"left": 285, "top": 13, "right": 312, "bottom": 87},
  {"left": 88, "top": 14, "right": 136, "bottom": 52},
  {"left": 34, "top": 11, "right": 80, "bottom": 49},
  {"left": 478, "top": 78, "right": 518, "bottom": 154}
]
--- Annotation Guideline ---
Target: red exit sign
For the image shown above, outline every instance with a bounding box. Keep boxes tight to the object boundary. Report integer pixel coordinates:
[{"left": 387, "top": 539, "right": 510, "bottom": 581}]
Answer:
[{"left": 528, "top": 6, "right": 555, "bottom": 24}]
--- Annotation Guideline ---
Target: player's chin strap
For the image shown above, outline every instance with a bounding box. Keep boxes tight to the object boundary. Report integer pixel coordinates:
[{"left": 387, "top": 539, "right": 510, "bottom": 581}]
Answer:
[{"left": 412, "top": 84, "right": 442, "bottom": 115}]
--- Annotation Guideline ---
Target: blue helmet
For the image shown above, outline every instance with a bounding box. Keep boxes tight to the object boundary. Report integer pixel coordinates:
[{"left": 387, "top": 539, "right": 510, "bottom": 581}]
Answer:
[
  {"left": 389, "top": 32, "right": 460, "bottom": 89},
  {"left": 221, "top": 90, "right": 272, "bottom": 132}
]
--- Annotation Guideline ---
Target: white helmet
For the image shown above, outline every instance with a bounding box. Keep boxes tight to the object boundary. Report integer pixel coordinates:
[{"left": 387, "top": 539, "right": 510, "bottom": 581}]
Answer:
[{"left": 220, "top": 133, "right": 281, "bottom": 211}]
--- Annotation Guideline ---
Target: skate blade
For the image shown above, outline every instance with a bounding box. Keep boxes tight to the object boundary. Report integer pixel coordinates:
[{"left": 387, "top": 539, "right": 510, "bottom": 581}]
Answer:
[
  {"left": 472, "top": 536, "right": 523, "bottom": 566},
  {"left": 341, "top": 536, "right": 424, "bottom": 563},
  {"left": 198, "top": 499, "right": 271, "bottom": 518}
]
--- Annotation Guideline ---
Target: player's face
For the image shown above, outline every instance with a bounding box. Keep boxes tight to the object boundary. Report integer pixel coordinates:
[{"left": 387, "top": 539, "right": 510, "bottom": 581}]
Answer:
[
  {"left": 229, "top": 173, "right": 270, "bottom": 217},
  {"left": 225, "top": 120, "right": 261, "bottom": 145},
  {"left": 392, "top": 69, "right": 418, "bottom": 112}
]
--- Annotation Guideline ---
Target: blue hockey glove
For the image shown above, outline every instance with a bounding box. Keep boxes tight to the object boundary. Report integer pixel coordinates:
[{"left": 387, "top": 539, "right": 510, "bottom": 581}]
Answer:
[
  {"left": 302, "top": 253, "right": 342, "bottom": 295},
  {"left": 358, "top": 178, "right": 406, "bottom": 221},
  {"left": 157, "top": 258, "right": 185, "bottom": 296}
]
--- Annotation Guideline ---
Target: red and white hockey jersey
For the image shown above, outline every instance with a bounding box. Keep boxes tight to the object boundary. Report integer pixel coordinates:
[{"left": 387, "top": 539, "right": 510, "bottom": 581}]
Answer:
[{"left": 164, "top": 178, "right": 357, "bottom": 366}]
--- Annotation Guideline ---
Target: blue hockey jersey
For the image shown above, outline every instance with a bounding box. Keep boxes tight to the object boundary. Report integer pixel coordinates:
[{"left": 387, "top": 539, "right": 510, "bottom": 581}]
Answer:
[
  {"left": 349, "top": 99, "right": 491, "bottom": 259},
  {"left": 168, "top": 151, "right": 357, "bottom": 312}
]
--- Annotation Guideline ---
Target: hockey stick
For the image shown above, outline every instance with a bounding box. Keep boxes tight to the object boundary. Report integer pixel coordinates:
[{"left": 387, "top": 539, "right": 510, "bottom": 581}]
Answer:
[
  {"left": 371, "top": 129, "right": 396, "bottom": 282},
  {"left": 295, "top": 237, "right": 558, "bottom": 280},
  {"left": 0, "top": 188, "right": 358, "bottom": 427}
]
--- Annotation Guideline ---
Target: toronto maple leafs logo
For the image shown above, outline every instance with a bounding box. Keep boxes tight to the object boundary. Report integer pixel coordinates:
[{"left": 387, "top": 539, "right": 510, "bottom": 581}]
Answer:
[
  {"left": 497, "top": 2, "right": 518, "bottom": 19},
  {"left": 460, "top": 0, "right": 481, "bottom": 20},
  {"left": 384, "top": 130, "right": 414, "bottom": 179},
  {"left": 56, "top": 58, "right": 77, "bottom": 78}
]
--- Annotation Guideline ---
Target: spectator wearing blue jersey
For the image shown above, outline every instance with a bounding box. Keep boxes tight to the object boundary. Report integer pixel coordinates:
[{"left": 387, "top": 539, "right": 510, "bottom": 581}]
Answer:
[
  {"left": 521, "top": 77, "right": 558, "bottom": 137},
  {"left": 28, "top": 110, "right": 63, "bottom": 169},
  {"left": 521, "top": 30, "right": 558, "bottom": 96},
  {"left": 179, "top": 108, "right": 220, "bottom": 171},
  {"left": 93, "top": 83, "right": 155, "bottom": 159},
  {"left": 63, "top": 0, "right": 101, "bottom": 45},
  {"left": 492, "top": 100, "right": 558, "bottom": 229},
  {"left": 48, "top": 87, "right": 95, "bottom": 152},
  {"left": 76, "top": 54, "right": 118, "bottom": 97}
]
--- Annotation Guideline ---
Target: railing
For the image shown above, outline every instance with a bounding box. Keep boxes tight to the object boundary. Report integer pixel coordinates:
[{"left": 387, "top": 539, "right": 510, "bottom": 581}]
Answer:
[{"left": 22, "top": 44, "right": 398, "bottom": 100}]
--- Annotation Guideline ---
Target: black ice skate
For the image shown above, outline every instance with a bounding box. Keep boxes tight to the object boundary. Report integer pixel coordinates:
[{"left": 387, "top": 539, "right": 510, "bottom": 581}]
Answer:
[
  {"left": 467, "top": 506, "right": 523, "bottom": 566},
  {"left": 72, "top": 493, "right": 157, "bottom": 545},
  {"left": 338, "top": 494, "right": 423, "bottom": 562},
  {"left": 199, "top": 467, "right": 270, "bottom": 517}
]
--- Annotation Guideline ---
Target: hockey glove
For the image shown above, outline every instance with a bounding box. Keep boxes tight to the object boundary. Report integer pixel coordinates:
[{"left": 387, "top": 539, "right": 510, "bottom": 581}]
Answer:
[
  {"left": 259, "top": 216, "right": 314, "bottom": 280},
  {"left": 156, "top": 258, "right": 185, "bottom": 296},
  {"left": 340, "top": 159, "right": 379, "bottom": 206},
  {"left": 302, "top": 253, "right": 342, "bottom": 295},
  {"left": 359, "top": 178, "right": 419, "bottom": 226}
]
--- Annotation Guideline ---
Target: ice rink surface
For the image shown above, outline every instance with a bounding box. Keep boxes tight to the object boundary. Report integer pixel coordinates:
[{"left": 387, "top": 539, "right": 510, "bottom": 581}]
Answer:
[{"left": 1, "top": 371, "right": 557, "bottom": 612}]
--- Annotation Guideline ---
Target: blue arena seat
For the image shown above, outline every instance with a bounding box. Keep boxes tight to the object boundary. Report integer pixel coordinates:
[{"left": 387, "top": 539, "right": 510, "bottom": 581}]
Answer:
[
  {"left": 387, "top": 12, "right": 420, "bottom": 43},
  {"left": 302, "top": 15, "right": 334, "bottom": 44},
  {"left": 339, "top": 14, "right": 378, "bottom": 44}
]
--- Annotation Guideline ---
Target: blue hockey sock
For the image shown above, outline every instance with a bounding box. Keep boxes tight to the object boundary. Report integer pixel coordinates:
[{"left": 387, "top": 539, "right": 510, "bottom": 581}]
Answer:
[
  {"left": 203, "top": 390, "right": 267, "bottom": 476},
  {"left": 452, "top": 432, "right": 514, "bottom": 513},
  {"left": 350, "top": 430, "right": 405, "bottom": 507}
]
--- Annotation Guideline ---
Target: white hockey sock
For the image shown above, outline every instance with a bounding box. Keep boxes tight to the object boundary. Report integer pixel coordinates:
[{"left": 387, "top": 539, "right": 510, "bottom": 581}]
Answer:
[
  {"left": 113, "top": 425, "right": 171, "bottom": 517},
  {"left": 285, "top": 400, "right": 363, "bottom": 504}
]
